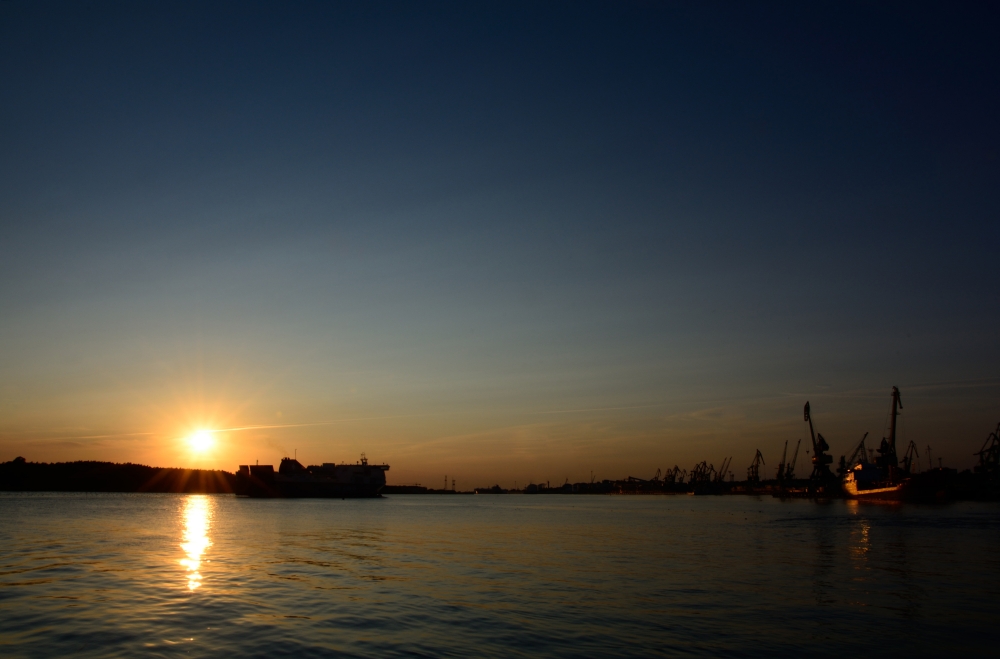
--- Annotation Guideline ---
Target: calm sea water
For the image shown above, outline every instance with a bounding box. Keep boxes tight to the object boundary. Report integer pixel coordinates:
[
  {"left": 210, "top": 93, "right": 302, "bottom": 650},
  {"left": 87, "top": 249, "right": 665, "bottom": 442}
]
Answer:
[{"left": 0, "top": 492, "right": 997, "bottom": 658}]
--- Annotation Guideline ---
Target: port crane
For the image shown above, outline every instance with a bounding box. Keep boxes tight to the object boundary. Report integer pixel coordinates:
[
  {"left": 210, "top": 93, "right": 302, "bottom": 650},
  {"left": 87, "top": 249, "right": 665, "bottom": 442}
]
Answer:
[
  {"left": 804, "top": 402, "right": 833, "bottom": 481},
  {"left": 785, "top": 439, "right": 801, "bottom": 481},
  {"left": 974, "top": 423, "right": 1000, "bottom": 484},
  {"left": 901, "top": 441, "right": 920, "bottom": 475},
  {"left": 626, "top": 471, "right": 658, "bottom": 484},
  {"left": 839, "top": 432, "right": 869, "bottom": 476},
  {"left": 690, "top": 461, "right": 714, "bottom": 484},
  {"left": 714, "top": 457, "right": 732, "bottom": 483},
  {"left": 848, "top": 432, "right": 870, "bottom": 466},
  {"left": 664, "top": 466, "right": 687, "bottom": 484},
  {"left": 747, "top": 450, "right": 765, "bottom": 483},
  {"left": 776, "top": 441, "right": 788, "bottom": 482},
  {"left": 875, "top": 386, "right": 902, "bottom": 474}
]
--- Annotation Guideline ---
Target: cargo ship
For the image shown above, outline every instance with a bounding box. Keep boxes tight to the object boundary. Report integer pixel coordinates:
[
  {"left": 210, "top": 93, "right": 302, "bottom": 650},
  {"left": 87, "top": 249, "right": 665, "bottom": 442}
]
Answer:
[
  {"left": 842, "top": 387, "right": 910, "bottom": 500},
  {"left": 829, "top": 386, "right": 960, "bottom": 501},
  {"left": 235, "top": 454, "right": 389, "bottom": 498},
  {"left": 842, "top": 462, "right": 908, "bottom": 499}
]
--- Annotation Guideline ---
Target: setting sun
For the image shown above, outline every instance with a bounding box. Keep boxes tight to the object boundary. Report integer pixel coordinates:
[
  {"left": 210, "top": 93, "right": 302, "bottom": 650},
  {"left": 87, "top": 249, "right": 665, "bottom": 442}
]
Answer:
[{"left": 187, "top": 430, "right": 215, "bottom": 453}]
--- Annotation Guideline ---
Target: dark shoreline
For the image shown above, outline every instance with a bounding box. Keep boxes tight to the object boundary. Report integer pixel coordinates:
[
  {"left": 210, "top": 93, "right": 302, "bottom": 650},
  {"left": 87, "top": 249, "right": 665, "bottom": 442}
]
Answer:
[
  {"left": 0, "top": 457, "right": 235, "bottom": 494},
  {"left": 3, "top": 457, "right": 997, "bottom": 501}
]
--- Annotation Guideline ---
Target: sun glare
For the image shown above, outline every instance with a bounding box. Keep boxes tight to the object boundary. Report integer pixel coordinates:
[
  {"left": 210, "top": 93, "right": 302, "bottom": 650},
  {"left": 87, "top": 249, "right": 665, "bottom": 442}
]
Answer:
[
  {"left": 179, "top": 495, "right": 213, "bottom": 591},
  {"left": 187, "top": 429, "right": 215, "bottom": 453}
]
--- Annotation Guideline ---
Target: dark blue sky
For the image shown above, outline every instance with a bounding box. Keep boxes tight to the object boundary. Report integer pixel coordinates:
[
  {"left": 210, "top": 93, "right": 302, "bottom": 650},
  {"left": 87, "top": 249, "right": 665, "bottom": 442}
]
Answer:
[{"left": 1, "top": 1, "right": 998, "bottom": 481}]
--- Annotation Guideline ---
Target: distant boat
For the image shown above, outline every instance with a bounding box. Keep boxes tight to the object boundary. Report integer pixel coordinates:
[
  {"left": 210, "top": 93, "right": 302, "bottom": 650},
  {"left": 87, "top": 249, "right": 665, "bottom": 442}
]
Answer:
[
  {"left": 842, "top": 462, "right": 908, "bottom": 499},
  {"left": 235, "top": 454, "right": 389, "bottom": 498},
  {"left": 474, "top": 485, "right": 508, "bottom": 494}
]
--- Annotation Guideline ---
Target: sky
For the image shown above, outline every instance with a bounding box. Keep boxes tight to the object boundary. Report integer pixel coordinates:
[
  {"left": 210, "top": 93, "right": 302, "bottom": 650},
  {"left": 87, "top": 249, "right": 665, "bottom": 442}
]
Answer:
[{"left": 1, "top": 1, "right": 998, "bottom": 487}]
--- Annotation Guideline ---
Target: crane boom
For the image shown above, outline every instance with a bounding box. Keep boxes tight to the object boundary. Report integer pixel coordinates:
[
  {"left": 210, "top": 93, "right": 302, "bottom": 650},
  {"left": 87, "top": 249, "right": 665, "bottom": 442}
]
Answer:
[
  {"left": 804, "top": 400, "right": 834, "bottom": 481},
  {"left": 716, "top": 456, "right": 732, "bottom": 482},
  {"left": 902, "top": 440, "right": 920, "bottom": 474},
  {"left": 777, "top": 440, "right": 788, "bottom": 481},
  {"left": 847, "top": 432, "right": 870, "bottom": 466},
  {"left": 786, "top": 438, "right": 801, "bottom": 480},
  {"left": 876, "top": 387, "right": 903, "bottom": 474},
  {"left": 748, "top": 449, "right": 765, "bottom": 482},
  {"left": 804, "top": 402, "right": 816, "bottom": 452}
]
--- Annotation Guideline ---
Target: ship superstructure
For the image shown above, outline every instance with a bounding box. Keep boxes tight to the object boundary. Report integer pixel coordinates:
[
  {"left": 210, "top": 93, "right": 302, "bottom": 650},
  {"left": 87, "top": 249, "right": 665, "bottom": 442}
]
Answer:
[{"left": 235, "top": 454, "right": 389, "bottom": 498}]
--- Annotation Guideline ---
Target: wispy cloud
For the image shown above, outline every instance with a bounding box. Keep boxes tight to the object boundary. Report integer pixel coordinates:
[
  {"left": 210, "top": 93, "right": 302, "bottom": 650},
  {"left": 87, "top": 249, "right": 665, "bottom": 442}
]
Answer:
[
  {"left": 531, "top": 403, "right": 663, "bottom": 415},
  {"left": 3, "top": 431, "right": 155, "bottom": 442}
]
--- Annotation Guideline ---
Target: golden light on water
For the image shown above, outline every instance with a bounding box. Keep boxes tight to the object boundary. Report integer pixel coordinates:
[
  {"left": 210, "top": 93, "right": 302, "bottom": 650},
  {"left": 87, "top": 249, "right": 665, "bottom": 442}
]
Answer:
[{"left": 179, "top": 495, "right": 213, "bottom": 591}]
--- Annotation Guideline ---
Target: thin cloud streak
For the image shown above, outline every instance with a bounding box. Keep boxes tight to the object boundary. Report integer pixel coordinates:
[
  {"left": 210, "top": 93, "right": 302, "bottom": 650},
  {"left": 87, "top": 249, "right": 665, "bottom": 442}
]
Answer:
[
  {"left": 8, "top": 431, "right": 156, "bottom": 442},
  {"left": 532, "top": 403, "right": 663, "bottom": 415},
  {"left": 218, "top": 404, "right": 667, "bottom": 433}
]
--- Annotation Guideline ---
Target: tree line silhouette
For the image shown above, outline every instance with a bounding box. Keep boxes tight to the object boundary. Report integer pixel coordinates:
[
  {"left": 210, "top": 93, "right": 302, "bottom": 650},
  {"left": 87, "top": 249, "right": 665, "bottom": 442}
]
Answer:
[{"left": 0, "top": 457, "right": 236, "bottom": 493}]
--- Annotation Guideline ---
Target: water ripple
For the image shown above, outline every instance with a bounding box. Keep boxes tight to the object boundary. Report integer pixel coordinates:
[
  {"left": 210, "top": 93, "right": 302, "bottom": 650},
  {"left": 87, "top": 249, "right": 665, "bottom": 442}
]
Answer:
[{"left": 0, "top": 493, "right": 997, "bottom": 657}]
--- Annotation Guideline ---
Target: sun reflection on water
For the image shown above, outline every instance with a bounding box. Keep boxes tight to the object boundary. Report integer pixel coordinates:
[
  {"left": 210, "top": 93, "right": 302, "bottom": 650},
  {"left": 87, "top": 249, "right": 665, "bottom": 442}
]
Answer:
[
  {"left": 849, "top": 519, "right": 871, "bottom": 558},
  {"left": 179, "top": 495, "right": 213, "bottom": 591}
]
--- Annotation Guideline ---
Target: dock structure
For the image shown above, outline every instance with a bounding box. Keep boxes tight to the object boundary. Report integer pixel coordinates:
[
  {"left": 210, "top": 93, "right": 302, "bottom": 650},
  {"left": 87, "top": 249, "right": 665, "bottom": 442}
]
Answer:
[{"left": 462, "top": 389, "right": 999, "bottom": 502}]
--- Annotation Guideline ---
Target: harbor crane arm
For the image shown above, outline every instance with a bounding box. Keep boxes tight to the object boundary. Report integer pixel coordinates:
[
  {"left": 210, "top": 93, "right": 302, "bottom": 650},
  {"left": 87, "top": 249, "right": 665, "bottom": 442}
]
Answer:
[
  {"left": 847, "top": 432, "right": 869, "bottom": 466},
  {"left": 804, "top": 402, "right": 817, "bottom": 454},
  {"left": 786, "top": 438, "right": 801, "bottom": 480},
  {"left": 974, "top": 423, "right": 999, "bottom": 482},
  {"left": 748, "top": 449, "right": 765, "bottom": 482},
  {"left": 975, "top": 423, "right": 1000, "bottom": 459},
  {"left": 716, "top": 457, "right": 732, "bottom": 483},
  {"left": 889, "top": 386, "right": 902, "bottom": 454},
  {"left": 902, "top": 440, "right": 919, "bottom": 473}
]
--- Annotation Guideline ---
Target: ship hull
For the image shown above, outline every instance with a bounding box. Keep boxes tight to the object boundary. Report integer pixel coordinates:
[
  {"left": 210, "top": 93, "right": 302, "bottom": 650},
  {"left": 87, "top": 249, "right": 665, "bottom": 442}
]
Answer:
[
  {"left": 842, "top": 478, "right": 907, "bottom": 500},
  {"left": 842, "top": 466, "right": 956, "bottom": 502},
  {"left": 234, "top": 474, "right": 385, "bottom": 498},
  {"left": 235, "top": 458, "right": 388, "bottom": 498},
  {"left": 273, "top": 480, "right": 383, "bottom": 498}
]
